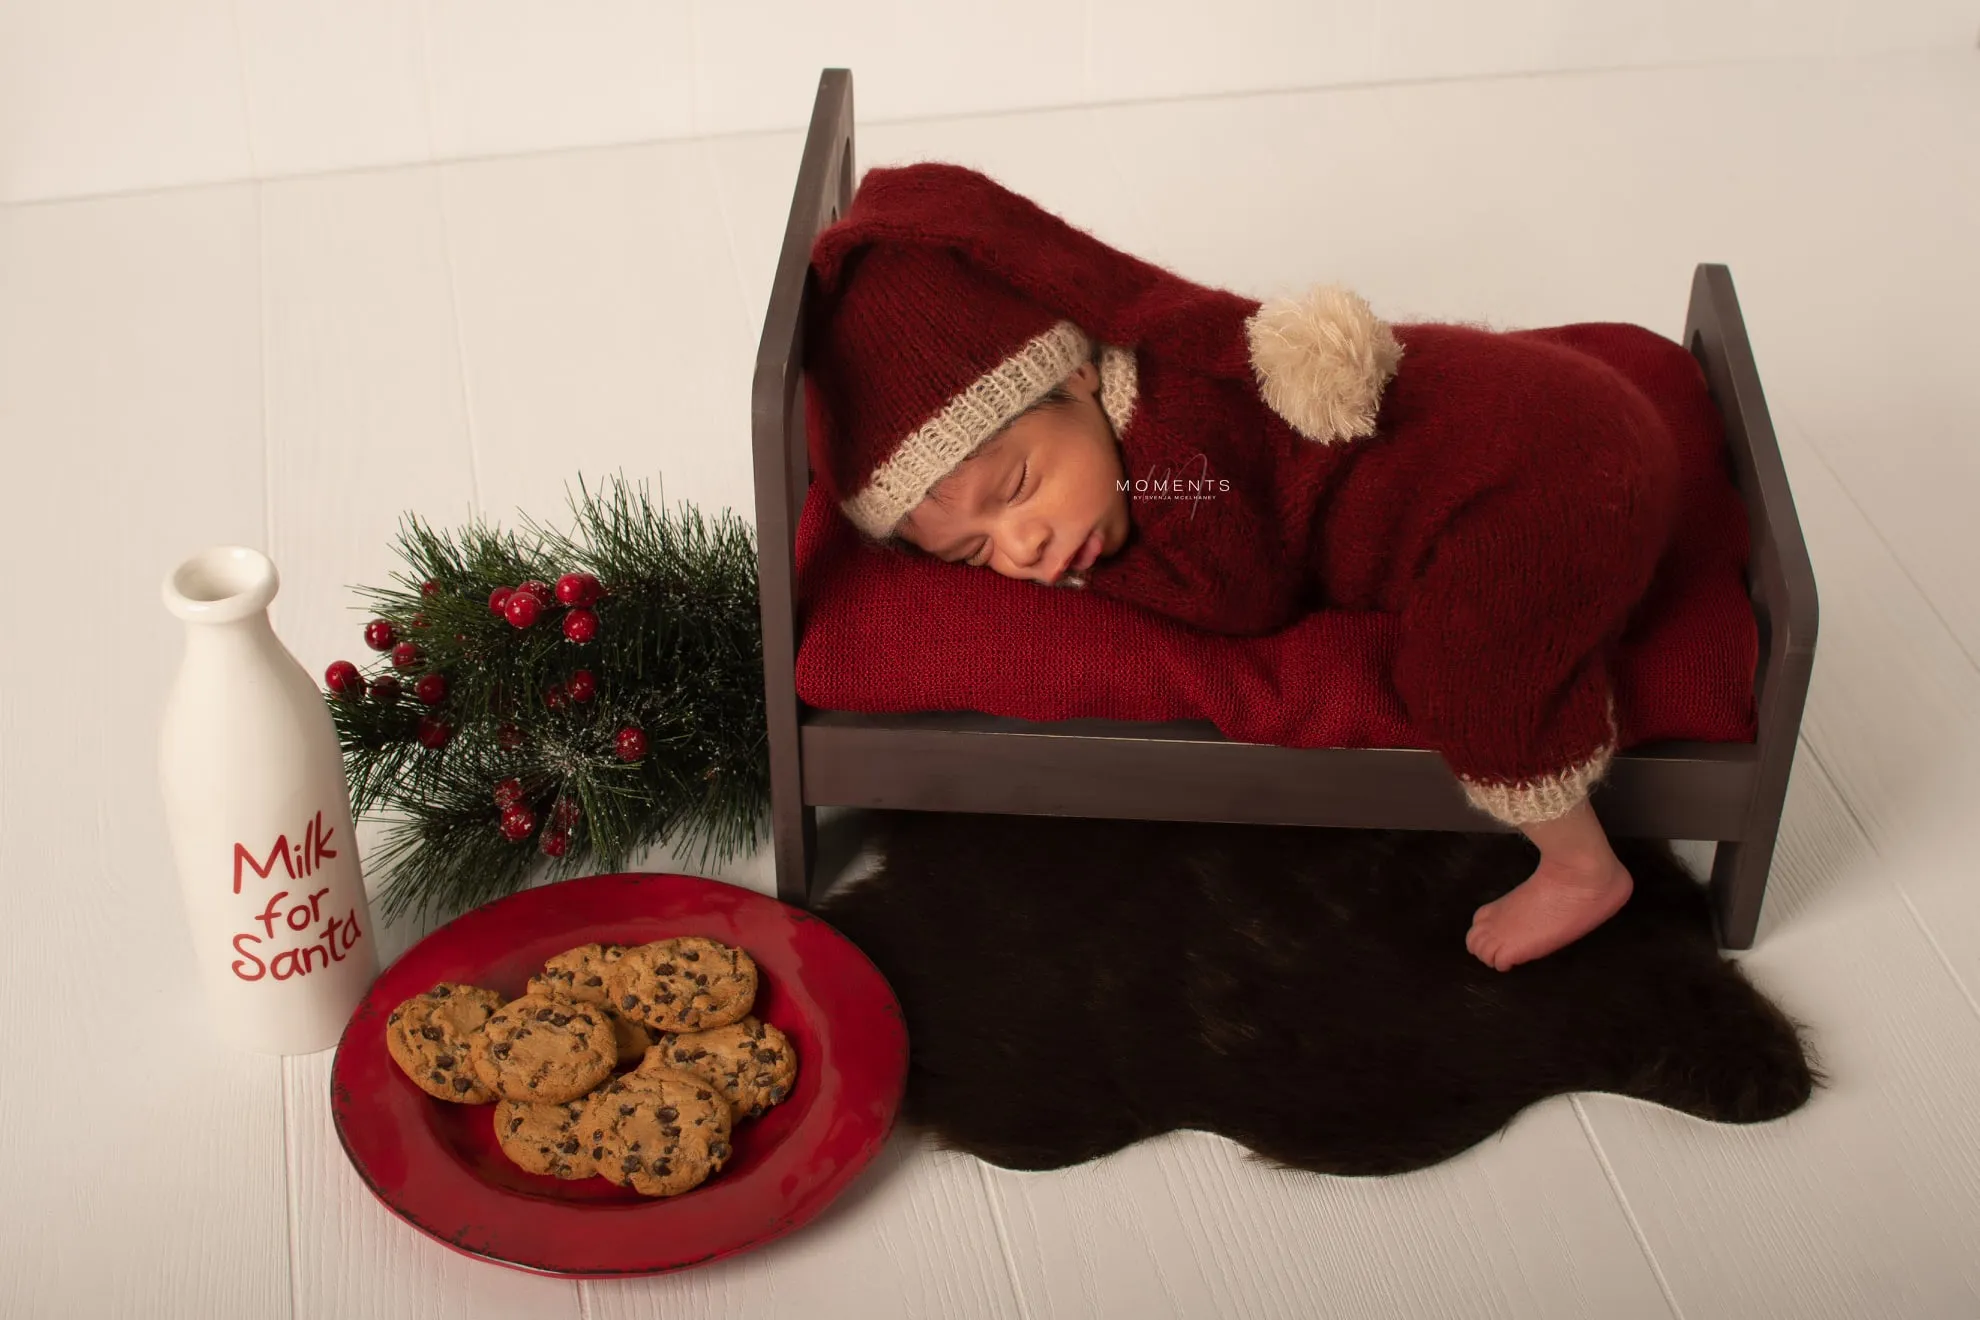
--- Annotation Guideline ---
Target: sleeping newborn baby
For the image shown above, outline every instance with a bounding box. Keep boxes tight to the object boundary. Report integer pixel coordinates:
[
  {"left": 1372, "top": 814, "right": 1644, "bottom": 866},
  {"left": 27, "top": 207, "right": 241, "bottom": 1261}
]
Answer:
[{"left": 803, "top": 162, "right": 1688, "bottom": 972}]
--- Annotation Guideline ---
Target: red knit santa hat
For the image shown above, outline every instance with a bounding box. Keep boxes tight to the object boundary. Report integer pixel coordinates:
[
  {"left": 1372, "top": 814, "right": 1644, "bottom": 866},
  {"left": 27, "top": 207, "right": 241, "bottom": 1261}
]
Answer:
[
  {"left": 804, "top": 162, "right": 1402, "bottom": 543},
  {"left": 804, "top": 243, "right": 1089, "bottom": 539}
]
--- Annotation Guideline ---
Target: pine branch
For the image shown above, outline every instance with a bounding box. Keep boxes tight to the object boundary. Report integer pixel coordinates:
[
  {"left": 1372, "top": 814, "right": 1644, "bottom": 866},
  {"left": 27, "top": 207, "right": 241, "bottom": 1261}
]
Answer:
[{"left": 323, "top": 474, "right": 770, "bottom": 926}]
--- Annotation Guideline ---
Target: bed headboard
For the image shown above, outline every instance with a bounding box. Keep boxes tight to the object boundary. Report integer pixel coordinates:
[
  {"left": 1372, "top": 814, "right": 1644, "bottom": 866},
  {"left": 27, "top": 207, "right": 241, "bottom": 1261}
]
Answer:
[{"left": 751, "top": 68, "right": 854, "bottom": 851}]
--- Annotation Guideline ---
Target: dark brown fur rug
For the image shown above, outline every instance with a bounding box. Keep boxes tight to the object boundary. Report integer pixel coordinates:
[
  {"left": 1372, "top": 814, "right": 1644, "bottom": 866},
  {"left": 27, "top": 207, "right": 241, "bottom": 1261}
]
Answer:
[{"left": 815, "top": 810, "right": 1820, "bottom": 1176}]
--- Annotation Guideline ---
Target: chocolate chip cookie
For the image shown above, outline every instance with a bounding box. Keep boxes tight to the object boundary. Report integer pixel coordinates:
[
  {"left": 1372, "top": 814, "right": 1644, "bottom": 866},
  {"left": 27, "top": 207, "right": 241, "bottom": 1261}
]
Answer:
[
  {"left": 606, "top": 936, "right": 758, "bottom": 1033},
  {"left": 493, "top": 1098, "right": 597, "bottom": 1180},
  {"left": 580, "top": 1067, "right": 734, "bottom": 1198},
  {"left": 468, "top": 992, "right": 617, "bottom": 1103},
  {"left": 385, "top": 982, "right": 505, "bottom": 1103},
  {"left": 643, "top": 1016, "right": 798, "bottom": 1118},
  {"left": 527, "top": 942, "right": 653, "bottom": 1065}
]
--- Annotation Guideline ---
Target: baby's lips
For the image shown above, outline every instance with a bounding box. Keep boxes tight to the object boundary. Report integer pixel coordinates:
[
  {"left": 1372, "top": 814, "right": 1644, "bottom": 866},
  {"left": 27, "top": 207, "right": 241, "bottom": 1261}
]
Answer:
[{"left": 1072, "top": 529, "right": 1103, "bottom": 572}]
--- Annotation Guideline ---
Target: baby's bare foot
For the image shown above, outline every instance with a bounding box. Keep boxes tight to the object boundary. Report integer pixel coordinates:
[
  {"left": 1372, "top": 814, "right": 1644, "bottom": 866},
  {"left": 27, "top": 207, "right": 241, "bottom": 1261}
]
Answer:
[{"left": 1466, "top": 855, "right": 1633, "bottom": 972}]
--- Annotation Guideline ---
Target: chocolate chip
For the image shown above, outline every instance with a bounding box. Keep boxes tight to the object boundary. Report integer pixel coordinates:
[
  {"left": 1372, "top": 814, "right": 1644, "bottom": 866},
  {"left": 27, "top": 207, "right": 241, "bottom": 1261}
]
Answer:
[
  {"left": 578, "top": 1014, "right": 594, "bottom": 1026},
  {"left": 620, "top": 995, "right": 640, "bottom": 1010},
  {"left": 769, "top": 1086, "right": 788, "bottom": 1102},
  {"left": 657, "top": 1106, "right": 677, "bottom": 1121},
  {"left": 629, "top": 1141, "right": 642, "bottom": 1151},
  {"left": 550, "top": 1013, "right": 572, "bottom": 1027},
  {"left": 419, "top": 1025, "right": 443, "bottom": 1042},
  {"left": 434, "top": 1053, "right": 455, "bottom": 1068},
  {"left": 584, "top": 975, "right": 603, "bottom": 987},
  {"left": 695, "top": 1089, "right": 712, "bottom": 1101},
  {"left": 661, "top": 1124, "right": 681, "bottom": 1137},
  {"left": 682, "top": 950, "right": 700, "bottom": 962},
  {"left": 709, "top": 1141, "right": 730, "bottom": 1160},
  {"left": 493, "top": 1043, "right": 512, "bottom": 1059},
  {"left": 559, "top": 1139, "right": 580, "bottom": 1154},
  {"left": 428, "top": 1070, "right": 445, "bottom": 1084},
  {"left": 514, "top": 1027, "right": 531, "bottom": 1038},
  {"left": 621, "top": 1156, "right": 642, "bottom": 1173},
  {"left": 652, "top": 1158, "right": 672, "bottom": 1175},
  {"left": 754, "top": 1049, "right": 779, "bottom": 1063},
  {"left": 536, "top": 1007, "right": 556, "bottom": 1021},
  {"left": 428, "top": 985, "right": 452, "bottom": 997},
  {"left": 619, "top": 1104, "right": 636, "bottom": 1116},
  {"left": 656, "top": 963, "right": 677, "bottom": 975},
  {"left": 388, "top": 1011, "right": 401, "bottom": 1024},
  {"left": 656, "top": 991, "right": 675, "bottom": 1004},
  {"left": 591, "top": 1146, "right": 604, "bottom": 1160},
  {"left": 510, "top": 1118, "right": 524, "bottom": 1132}
]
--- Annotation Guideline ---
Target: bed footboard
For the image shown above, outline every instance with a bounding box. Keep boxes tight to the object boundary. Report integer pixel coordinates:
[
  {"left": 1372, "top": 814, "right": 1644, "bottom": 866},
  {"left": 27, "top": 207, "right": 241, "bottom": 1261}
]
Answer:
[{"left": 1682, "top": 263, "right": 1819, "bottom": 947}]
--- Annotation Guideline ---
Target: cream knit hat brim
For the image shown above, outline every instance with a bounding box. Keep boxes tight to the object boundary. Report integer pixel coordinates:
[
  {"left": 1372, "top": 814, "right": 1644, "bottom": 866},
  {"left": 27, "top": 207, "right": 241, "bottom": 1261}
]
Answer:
[{"left": 842, "top": 320, "right": 1093, "bottom": 539}]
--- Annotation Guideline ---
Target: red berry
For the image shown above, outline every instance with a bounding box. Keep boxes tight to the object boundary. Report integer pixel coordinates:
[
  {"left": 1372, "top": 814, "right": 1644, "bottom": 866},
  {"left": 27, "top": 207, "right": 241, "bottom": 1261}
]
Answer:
[
  {"left": 420, "top": 580, "right": 441, "bottom": 597},
  {"left": 555, "top": 573, "right": 590, "bottom": 606},
  {"left": 615, "top": 727, "right": 647, "bottom": 762},
  {"left": 499, "top": 804, "right": 536, "bottom": 842},
  {"left": 412, "top": 612, "right": 428, "bottom": 629},
  {"left": 416, "top": 715, "right": 452, "bottom": 749},
  {"left": 391, "top": 641, "right": 423, "bottom": 670},
  {"left": 493, "top": 777, "right": 524, "bottom": 810},
  {"left": 369, "top": 675, "right": 402, "bottom": 703},
  {"left": 496, "top": 723, "right": 524, "bottom": 751},
  {"left": 324, "top": 660, "right": 364, "bottom": 697},
  {"left": 489, "top": 585, "right": 513, "bottom": 616},
  {"left": 540, "top": 829, "right": 570, "bottom": 858},
  {"left": 504, "top": 591, "right": 542, "bottom": 629},
  {"left": 517, "top": 580, "right": 554, "bottom": 605},
  {"left": 565, "top": 669, "right": 596, "bottom": 703},
  {"left": 543, "top": 682, "right": 567, "bottom": 711},
  {"left": 415, "top": 672, "right": 448, "bottom": 705},
  {"left": 551, "top": 796, "right": 581, "bottom": 828},
  {"left": 364, "top": 619, "right": 396, "bottom": 652},
  {"left": 562, "top": 608, "right": 598, "bottom": 644}
]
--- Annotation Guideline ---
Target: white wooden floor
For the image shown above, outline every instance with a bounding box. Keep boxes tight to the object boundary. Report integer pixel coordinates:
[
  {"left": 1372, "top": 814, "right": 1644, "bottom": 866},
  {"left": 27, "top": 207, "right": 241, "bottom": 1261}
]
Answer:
[{"left": 4, "top": 48, "right": 1979, "bottom": 1320}]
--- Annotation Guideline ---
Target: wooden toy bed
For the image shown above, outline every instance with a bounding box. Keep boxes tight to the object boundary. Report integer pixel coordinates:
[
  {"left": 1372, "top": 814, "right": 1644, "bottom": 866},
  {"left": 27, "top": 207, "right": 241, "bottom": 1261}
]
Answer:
[{"left": 750, "top": 69, "right": 1817, "bottom": 949}]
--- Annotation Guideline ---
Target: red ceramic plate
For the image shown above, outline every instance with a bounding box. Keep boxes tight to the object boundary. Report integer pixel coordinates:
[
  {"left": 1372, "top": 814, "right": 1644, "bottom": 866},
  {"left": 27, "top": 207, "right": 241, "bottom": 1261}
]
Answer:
[{"left": 330, "top": 872, "right": 907, "bottom": 1278}]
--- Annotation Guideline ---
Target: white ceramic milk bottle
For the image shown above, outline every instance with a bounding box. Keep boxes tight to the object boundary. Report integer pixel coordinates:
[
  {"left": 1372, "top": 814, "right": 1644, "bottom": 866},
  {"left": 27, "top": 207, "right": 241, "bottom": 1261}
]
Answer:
[{"left": 159, "top": 545, "right": 378, "bottom": 1054}]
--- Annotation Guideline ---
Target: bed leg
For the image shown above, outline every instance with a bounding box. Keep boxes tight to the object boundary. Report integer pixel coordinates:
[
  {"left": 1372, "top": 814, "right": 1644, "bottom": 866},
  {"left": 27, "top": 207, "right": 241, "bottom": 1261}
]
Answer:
[
  {"left": 774, "top": 802, "right": 818, "bottom": 909},
  {"left": 1708, "top": 833, "right": 1772, "bottom": 950}
]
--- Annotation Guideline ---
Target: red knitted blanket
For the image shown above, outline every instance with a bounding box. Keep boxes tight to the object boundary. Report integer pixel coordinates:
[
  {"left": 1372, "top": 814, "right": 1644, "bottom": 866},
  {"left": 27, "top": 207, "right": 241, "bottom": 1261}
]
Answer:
[{"left": 793, "top": 323, "right": 1757, "bottom": 751}]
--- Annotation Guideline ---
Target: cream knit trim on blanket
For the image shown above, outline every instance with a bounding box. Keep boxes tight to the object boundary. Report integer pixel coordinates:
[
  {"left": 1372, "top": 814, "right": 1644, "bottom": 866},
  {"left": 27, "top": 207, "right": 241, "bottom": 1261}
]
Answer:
[
  {"left": 843, "top": 320, "right": 1093, "bottom": 539},
  {"left": 1457, "top": 700, "right": 1621, "bottom": 826},
  {"left": 1459, "top": 743, "right": 1616, "bottom": 826}
]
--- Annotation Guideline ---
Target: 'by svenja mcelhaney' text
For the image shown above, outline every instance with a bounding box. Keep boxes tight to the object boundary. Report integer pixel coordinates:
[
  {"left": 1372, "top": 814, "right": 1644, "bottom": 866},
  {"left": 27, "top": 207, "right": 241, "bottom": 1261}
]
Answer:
[{"left": 229, "top": 810, "right": 365, "bottom": 982}]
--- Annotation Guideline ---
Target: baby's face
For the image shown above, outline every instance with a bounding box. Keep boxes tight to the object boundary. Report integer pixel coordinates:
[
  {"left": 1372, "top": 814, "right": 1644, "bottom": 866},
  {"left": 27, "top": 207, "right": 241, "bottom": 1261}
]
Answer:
[{"left": 895, "top": 360, "right": 1131, "bottom": 586}]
